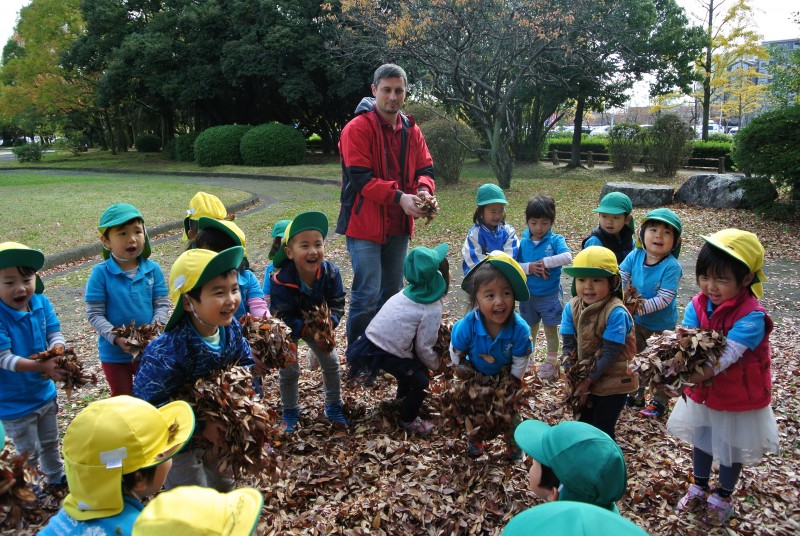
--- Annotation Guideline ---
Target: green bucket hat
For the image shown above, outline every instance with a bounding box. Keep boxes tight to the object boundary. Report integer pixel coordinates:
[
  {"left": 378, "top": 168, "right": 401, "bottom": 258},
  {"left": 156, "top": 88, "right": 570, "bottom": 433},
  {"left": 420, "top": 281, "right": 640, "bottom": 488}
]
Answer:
[
  {"left": 476, "top": 184, "right": 508, "bottom": 206},
  {"left": 461, "top": 250, "right": 530, "bottom": 301},
  {"left": 503, "top": 502, "right": 649, "bottom": 536},
  {"left": 0, "top": 242, "right": 46, "bottom": 293},
  {"left": 272, "top": 212, "right": 329, "bottom": 269},
  {"left": 402, "top": 244, "right": 449, "bottom": 304},
  {"left": 514, "top": 420, "right": 627, "bottom": 512},
  {"left": 593, "top": 192, "right": 634, "bottom": 232},
  {"left": 165, "top": 246, "right": 245, "bottom": 331},
  {"left": 636, "top": 208, "right": 682, "bottom": 259},
  {"left": 268, "top": 220, "right": 292, "bottom": 260},
  {"left": 98, "top": 203, "right": 151, "bottom": 260}
]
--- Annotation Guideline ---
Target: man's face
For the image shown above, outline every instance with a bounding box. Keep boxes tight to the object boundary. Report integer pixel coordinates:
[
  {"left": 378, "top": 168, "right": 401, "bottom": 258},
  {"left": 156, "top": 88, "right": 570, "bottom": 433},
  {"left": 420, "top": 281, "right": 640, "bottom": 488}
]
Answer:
[{"left": 372, "top": 77, "right": 406, "bottom": 119}]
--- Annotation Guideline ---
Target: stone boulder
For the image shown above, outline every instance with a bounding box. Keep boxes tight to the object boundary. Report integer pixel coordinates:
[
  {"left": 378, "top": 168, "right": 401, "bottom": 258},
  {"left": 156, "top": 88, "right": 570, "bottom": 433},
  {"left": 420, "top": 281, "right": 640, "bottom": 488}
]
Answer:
[
  {"left": 600, "top": 182, "right": 674, "bottom": 207},
  {"left": 674, "top": 174, "right": 777, "bottom": 209}
]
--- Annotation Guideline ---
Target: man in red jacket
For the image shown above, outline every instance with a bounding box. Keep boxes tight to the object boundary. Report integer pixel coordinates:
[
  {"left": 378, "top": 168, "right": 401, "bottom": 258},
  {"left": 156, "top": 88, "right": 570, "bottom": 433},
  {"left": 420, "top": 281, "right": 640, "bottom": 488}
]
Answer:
[{"left": 336, "top": 63, "right": 436, "bottom": 349}]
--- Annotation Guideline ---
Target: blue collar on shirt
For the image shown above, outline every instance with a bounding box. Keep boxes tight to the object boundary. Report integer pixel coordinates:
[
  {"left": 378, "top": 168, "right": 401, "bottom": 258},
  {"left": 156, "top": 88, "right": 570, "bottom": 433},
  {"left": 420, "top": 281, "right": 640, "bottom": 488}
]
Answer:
[
  {"left": 471, "top": 309, "right": 515, "bottom": 340},
  {"left": 523, "top": 228, "right": 553, "bottom": 242},
  {"left": 104, "top": 257, "right": 144, "bottom": 278}
]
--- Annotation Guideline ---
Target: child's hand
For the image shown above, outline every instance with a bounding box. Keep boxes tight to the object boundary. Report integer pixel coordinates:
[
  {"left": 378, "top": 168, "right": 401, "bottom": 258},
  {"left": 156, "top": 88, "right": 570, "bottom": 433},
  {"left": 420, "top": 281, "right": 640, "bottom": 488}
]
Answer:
[
  {"left": 49, "top": 343, "right": 65, "bottom": 354},
  {"left": 573, "top": 377, "right": 592, "bottom": 406},
  {"left": 529, "top": 260, "right": 549, "bottom": 279},
  {"left": 38, "top": 358, "right": 67, "bottom": 382},
  {"left": 114, "top": 336, "right": 131, "bottom": 354},
  {"left": 202, "top": 419, "right": 226, "bottom": 448}
]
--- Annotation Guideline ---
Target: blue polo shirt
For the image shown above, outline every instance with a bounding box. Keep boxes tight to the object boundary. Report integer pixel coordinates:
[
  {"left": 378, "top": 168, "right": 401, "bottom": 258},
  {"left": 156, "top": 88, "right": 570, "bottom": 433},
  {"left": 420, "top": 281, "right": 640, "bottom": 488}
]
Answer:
[
  {"left": 619, "top": 248, "right": 682, "bottom": 331},
  {"left": 0, "top": 294, "right": 59, "bottom": 420},
  {"left": 517, "top": 228, "right": 571, "bottom": 296},
  {"left": 560, "top": 301, "right": 632, "bottom": 344},
  {"left": 39, "top": 495, "right": 144, "bottom": 536},
  {"left": 235, "top": 269, "right": 265, "bottom": 319},
  {"left": 85, "top": 258, "right": 168, "bottom": 364},
  {"left": 451, "top": 310, "right": 532, "bottom": 376}
]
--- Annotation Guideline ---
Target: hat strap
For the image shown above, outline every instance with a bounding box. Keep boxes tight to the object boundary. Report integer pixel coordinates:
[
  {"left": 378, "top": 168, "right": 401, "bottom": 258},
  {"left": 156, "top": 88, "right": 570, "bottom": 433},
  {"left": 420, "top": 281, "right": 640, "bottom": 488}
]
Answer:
[{"left": 188, "top": 299, "right": 219, "bottom": 331}]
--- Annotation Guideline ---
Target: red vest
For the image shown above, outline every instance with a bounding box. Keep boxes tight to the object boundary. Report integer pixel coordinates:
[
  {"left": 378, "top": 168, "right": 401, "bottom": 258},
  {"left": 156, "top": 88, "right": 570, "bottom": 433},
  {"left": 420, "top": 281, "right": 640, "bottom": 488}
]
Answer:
[{"left": 686, "top": 288, "right": 773, "bottom": 411}]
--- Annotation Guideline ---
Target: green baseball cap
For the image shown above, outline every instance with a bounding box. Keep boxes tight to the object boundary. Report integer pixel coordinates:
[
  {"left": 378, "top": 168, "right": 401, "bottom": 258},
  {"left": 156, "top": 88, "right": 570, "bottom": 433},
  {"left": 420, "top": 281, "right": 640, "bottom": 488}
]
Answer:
[
  {"left": 272, "top": 212, "right": 329, "bottom": 269},
  {"left": 402, "top": 244, "right": 449, "bottom": 304},
  {"left": 637, "top": 208, "right": 682, "bottom": 259},
  {"left": 271, "top": 220, "right": 291, "bottom": 240},
  {"left": 503, "top": 502, "right": 649, "bottom": 536},
  {"left": 461, "top": 250, "right": 530, "bottom": 301},
  {"left": 0, "top": 242, "right": 46, "bottom": 293},
  {"left": 593, "top": 192, "right": 634, "bottom": 232},
  {"left": 514, "top": 420, "right": 627, "bottom": 511},
  {"left": 97, "top": 203, "right": 151, "bottom": 260},
  {"left": 476, "top": 184, "right": 508, "bottom": 206}
]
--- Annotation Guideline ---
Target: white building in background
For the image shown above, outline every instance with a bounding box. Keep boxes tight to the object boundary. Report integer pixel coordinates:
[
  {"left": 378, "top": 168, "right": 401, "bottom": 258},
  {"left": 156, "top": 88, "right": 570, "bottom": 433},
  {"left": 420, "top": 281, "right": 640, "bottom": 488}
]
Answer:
[{"left": 757, "top": 38, "right": 800, "bottom": 85}]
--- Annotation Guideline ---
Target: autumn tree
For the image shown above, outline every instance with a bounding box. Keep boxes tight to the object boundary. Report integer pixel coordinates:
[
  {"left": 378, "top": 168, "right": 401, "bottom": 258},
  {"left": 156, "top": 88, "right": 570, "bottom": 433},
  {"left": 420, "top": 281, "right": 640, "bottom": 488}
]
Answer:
[{"left": 717, "top": 60, "right": 766, "bottom": 128}]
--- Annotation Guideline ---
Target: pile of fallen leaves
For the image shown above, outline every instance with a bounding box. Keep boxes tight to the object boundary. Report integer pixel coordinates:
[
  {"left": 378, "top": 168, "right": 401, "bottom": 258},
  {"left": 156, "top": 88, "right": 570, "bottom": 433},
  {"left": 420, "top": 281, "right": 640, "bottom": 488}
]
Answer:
[
  {"left": 624, "top": 286, "right": 644, "bottom": 316},
  {"left": 31, "top": 347, "right": 96, "bottom": 399},
  {"left": 414, "top": 195, "right": 439, "bottom": 224},
  {"left": 176, "top": 365, "right": 282, "bottom": 479},
  {"left": 432, "top": 317, "right": 454, "bottom": 372},
  {"left": 632, "top": 328, "right": 726, "bottom": 393},
  {"left": 0, "top": 450, "right": 46, "bottom": 530},
  {"left": 302, "top": 303, "right": 336, "bottom": 353},
  {"left": 110, "top": 320, "right": 164, "bottom": 360},
  {"left": 240, "top": 314, "right": 297, "bottom": 370},
  {"left": 439, "top": 367, "right": 528, "bottom": 442}
]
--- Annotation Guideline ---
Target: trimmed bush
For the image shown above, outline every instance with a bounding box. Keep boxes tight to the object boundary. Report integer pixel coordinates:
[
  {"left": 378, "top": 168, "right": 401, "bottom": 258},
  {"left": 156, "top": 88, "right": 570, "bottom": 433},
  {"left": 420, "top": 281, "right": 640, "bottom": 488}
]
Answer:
[
  {"left": 135, "top": 133, "right": 161, "bottom": 152},
  {"left": 240, "top": 123, "right": 306, "bottom": 167},
  {"left": 174, "top": 132, "right": 199, "bottom": 162},
  {"left": 194, "top": 125, "right": 253, "bottom": 167},
  {"left": 420, "top": 118, "right": 479, "bottom": 184},
  {"left": 708, "top": 132, "right": 732, "bottom": 142},
  {"left": 546, "top": 136, "right": 610, "bottom": 162},
  {"left": 690, "top": 140, "right": 733, "bottom": 170},
  {"left": 642, "top": 114, "right": 694, "bottom": 177},
  {"left": 608, "top": 123, "right": 643, "bottom": 171},
  {"left": 403, "top": 102, "right": 441, "bottom": 124},
  {"left": 12, "top": 143, "right": 43, "bottom": 162}
]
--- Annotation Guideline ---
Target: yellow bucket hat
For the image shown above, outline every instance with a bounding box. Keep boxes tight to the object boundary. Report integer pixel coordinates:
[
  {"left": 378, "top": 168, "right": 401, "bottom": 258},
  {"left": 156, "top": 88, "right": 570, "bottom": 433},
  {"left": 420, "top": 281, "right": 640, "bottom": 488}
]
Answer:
[
  {"left": 564, "top": 246, "right": 620, "bottom": 297},
  {"left": 197, "top": 216, "right": 247, "bottom": 255},
  {"left": 132, "top": 486, "right": 263, "bottom": 536},
  {"left": 183, "top": 192, "right": 228, "bottom": 240},
  {"left": 0, "top": 242, "right": 45, "bottom": 293},
  {"left": 166, "top": 246, "right": 245, "bottom": 331},
  {"left": 461, "top": 250, "right": 530, "bottom": 301},
  {"left": 62, "top": 396, "right": 195, "bottom": 521},
  {"left": 701, "top": 228, "right": 766, "bottom": 298}
]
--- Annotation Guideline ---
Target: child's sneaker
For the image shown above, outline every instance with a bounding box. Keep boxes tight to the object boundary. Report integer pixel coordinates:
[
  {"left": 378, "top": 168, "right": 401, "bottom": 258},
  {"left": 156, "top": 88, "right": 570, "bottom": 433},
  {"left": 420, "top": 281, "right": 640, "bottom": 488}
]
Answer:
[
  {"left": 282, "top": 408, "right": 300, "bottom": 433},
  {"left": 324, "top": 402, "right": 349, "bottom": 428},
  {"left": 626, "top": 394, "right": 645, "bottom": 408},
  {"left": 706, "top": 492, "right": 734, "bottom": 525},
  {"left": 402, "top": 417, "right": 435, "bottom": 436},
  {"left": 466, "top": 439, "right": 485, "bottom": 458},
  {"left": 676, "top": 483, "right": 708, "bottom": 512},
  {"left": 638, "top": 399, "right": 666, "bottom": 418}
]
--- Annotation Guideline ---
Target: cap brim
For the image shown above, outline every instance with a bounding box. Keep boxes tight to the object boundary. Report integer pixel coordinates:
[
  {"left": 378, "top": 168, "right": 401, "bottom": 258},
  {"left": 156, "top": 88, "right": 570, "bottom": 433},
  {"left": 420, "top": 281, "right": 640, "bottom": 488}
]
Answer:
[
  {"left": 0, "top": 248, "right": 45, "bottom": 272},
  {"left": 144, "top": 400, "right": 196, "bottom": 467},
  {"left": 461, "top": 256, "right": 530, "bottom": 301},
  {"left": 701, "top": 234, "right": 748, "bottom": 267},
  {"left": 480, "top": 197, "right": 508, "bottom": 205},
  {"left": 513, "top": 420, "right": 551, "bottom": 462},
  {"left": 225, "top": 488, "right": 264, "bottom": 536},
  {"left": 563, "top": 266, "right": 616, "bottom": 278},
  {"left": 592, "top": 206, "right": 627, "bottom": 214},
  {"left": 198, "top": 217, "right": 245, "bottom": 249}
]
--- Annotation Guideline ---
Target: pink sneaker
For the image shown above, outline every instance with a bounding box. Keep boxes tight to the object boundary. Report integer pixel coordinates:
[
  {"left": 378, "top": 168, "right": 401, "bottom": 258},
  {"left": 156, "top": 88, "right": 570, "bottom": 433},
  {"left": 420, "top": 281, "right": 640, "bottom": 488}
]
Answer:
[
  {"left": 402, "top": 417, "right": 435, "bottom": 436},
  {"left": 676, "top": 483, "right": 707, "bottom": 512},
  {"left": 706, "top": 492, "right": 734, "bottom": 525}
]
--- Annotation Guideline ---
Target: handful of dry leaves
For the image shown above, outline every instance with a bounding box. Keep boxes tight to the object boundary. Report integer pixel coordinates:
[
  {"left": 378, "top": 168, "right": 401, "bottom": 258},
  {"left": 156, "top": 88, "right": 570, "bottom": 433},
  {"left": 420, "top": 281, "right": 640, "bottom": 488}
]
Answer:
[
  {"left": 432, "top": 318, "right": 454, "bottom": 376},
  {"left": 632, "top": 327, "right": 725, "bottom": 393},
  {"left": 440, "top": 367, "right": 527, "bottom": 442},
  {"left": 240, "top": 314, "right": 297, "bottom": 370},
  {"left": 302, "top": 303, "right": 336, "bottom": 353},
  {"left": 0, "top": 449, "right": 47, "bottom": 529},
  {"left": 414, "top": 195, "right": 439, "bottom": 224},
  {"left": 177, "top": 366, "right": 281, "bottom": 479},
  {"left": 111, "top": 320, "right": 164, "bottom": 360},
  {"left": 562, "top": 350, "right": 596, "bottom": 417},
  {"left": 624, "top": 286, "right": 644, "bottom": 316},
  {"left": 31, "top": 347, "right": 96, "bottom": 400}
]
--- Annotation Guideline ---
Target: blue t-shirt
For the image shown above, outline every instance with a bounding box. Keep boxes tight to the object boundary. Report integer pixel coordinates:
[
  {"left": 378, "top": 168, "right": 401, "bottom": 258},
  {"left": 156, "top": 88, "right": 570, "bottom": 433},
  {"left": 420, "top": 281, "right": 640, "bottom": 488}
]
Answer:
[
  {"left": 619, "top": 248, "right": 682, "bottom": 331},
  {"left": 560, "top": 300, "right": 633, "bottom": 345},
  {"left": 84, "top": 258, "right": 168, "bottom": 364},
  {"left": 0, "top": 294, "right": 59, "bottom": 420},
  {"left": 235, "top": 269, "right": 265, "bottom": 319},
  {"left": 682, "top": 299, "right": 765, "bottom": 350},
  {"left": 263, "top": 262, "right": 276, "bottom": 296},
  {"left": 517, "top": 228, "right": 570, "bottom": 296},
  {"left": 39, "top": 495, "right": 144, "bottom": 536},
  {"left": 451, "top": 310, "right": 532, "bottom": 376}
]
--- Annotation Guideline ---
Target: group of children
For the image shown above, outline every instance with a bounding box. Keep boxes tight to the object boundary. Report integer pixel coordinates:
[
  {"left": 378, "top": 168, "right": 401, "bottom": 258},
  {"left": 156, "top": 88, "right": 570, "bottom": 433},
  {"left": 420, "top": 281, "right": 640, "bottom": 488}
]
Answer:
[{"left": 0, "top": 183, "right": 779, "bottom": 532}]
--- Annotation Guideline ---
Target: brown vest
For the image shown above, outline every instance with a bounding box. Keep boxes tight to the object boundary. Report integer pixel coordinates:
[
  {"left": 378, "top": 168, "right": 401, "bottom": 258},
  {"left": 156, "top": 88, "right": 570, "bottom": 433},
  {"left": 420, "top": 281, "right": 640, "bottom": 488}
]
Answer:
[{"left": 571, "top": 295, "right": 639, "bottom": 396}]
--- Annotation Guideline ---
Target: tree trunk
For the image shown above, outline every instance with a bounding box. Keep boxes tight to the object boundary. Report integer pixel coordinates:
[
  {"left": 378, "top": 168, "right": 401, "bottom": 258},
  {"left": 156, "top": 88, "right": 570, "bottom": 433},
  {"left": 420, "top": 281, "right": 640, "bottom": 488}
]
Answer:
[
  {"left": 103, "top": 109, "right": 117, "bottom": 155},
  {"left": 701, "top": 0, "right": 715, "bottom": 142},
  {"left": 569, "top": 96, "right": 586, "bottom": 168},
  {"left": 489, "top": 118, "right": 514, "bottom": 189}
]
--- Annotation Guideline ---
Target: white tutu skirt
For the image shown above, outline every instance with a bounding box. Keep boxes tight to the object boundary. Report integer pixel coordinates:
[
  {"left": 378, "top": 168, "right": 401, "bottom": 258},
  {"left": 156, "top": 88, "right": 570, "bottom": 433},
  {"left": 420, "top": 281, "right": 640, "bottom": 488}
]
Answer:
[{"left": 667, "top": 397, "right": 780, "bottom": 467}]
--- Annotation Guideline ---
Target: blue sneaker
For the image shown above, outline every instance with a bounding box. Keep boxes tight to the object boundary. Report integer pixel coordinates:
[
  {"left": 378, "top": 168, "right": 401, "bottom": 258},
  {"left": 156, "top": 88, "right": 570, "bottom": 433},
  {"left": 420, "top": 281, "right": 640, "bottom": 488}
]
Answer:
[
  {"left": 324, "top": 402, "right": 349, "bottom": 428},
  {"left": 282, "top": 408, "right": 300, "bottom": 433}
]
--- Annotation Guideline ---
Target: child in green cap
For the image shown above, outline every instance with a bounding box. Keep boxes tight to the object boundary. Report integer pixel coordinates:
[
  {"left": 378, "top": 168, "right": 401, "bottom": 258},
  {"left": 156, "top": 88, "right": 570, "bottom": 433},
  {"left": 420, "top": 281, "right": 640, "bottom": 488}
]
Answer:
[
  {"left": 0, "top": 242, "right": 68, "bottom": 493},
  {"left": 346, "top": 244, "right": 450, "bottom": 436},
  {"left": 504, "top": 501, "right": 649, "bottom": 536},
  {"left": 86, "top": 203, "right": 170, "bottom": 396},
  {"left": 461, "top": 183, "right": 520, "bottom": 275},
  {"left": 582, "top": 191, "right": 635, "bottom": 264}
]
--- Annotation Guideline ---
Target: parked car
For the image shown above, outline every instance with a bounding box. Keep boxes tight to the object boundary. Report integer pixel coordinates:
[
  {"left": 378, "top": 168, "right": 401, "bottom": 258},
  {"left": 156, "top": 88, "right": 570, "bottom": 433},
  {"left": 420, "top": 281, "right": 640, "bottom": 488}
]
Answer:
[
  {"left": 727, "top": 127, "right": 739, "bottom": 135},
  {"left": 590, "top": 125, "right": 612, "bottom": 136}
]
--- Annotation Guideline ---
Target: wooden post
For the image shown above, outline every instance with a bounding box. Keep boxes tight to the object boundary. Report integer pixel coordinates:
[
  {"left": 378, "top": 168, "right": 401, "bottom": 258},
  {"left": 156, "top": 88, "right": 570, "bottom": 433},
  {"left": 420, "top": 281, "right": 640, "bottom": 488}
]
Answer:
[
  {"left": 551, "top": 149, "right": 559, "bottom": 165},
  {"left": 718, "top": 157, "right": 725, "bottom": 174},
  {"left": 587, "top": 151, "right": 594, "bottom": 168}
]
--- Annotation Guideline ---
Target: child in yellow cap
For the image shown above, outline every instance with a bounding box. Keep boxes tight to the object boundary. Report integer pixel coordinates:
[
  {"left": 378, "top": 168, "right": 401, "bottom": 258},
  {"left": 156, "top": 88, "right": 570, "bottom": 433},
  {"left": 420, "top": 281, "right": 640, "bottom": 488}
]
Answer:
[
  {"left": 666, "top": 229, "right": 778, "bottom": 526},
  {"left": 132, "top": 485, "right": 263, "bottom": 535},
  {"left": 561, "top": 246, "right": 638, "bottom": 441},
  {"left": 450, "top": 251, "right": 533, "bottom": 459},
  {"left": 183, "top": 192, "right": 228, "bottom": 243},
  {"left": 39, "top": 395, "right": 195, "bottom": 536},
  {"left": 86, "top": 203, "right": 170, "bottom": 396},
  {"left": 0, "top": 242, "right": 68, "bottom": 492},
  {"left": 133, "top": 246, "right": 254, "bottom": 491}
]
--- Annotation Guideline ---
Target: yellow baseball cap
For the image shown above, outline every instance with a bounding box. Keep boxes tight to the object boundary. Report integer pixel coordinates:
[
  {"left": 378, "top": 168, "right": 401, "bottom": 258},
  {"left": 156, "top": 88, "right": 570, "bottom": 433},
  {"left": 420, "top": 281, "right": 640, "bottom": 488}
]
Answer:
[
  {"left": 564, "top": 246, "right": 620, "bottom": 297},
  {"left": 132, "top": 486, "right": 263, "bottom": 536},
  {"left": 62, "top": 396, "right": 195, "bottom": 521},
  {"left": 0, "top": 242, "right": 45, "bottom": 293},
  {"left": 165, "top": 246, "right": 245, "bottom": 331},
  {"left": 701, "top": 228, "right": 766, "bottom": 298},
  {"left": 461, "top": 250, "right": 530, "bottom": 301},
  {"left": 198, "top": 216, "right": 247, "bottom": 255},
  {"left": 183, "top": 192, "right": 228, "bottom": 239}
]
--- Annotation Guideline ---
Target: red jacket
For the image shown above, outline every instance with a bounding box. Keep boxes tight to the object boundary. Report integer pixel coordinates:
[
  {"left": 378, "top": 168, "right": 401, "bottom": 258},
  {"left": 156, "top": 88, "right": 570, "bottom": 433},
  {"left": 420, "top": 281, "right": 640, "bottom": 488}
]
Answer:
[
  {"left": 336, "top": 99, "right": 435, "bottom": 244},
  {"left": 686, "top": 288, "right": 773, "bottom": 412}
]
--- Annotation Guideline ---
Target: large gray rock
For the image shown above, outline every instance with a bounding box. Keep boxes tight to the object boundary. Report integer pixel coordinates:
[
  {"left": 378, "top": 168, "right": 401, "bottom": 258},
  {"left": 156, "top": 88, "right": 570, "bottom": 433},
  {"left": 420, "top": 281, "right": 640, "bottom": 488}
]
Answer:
[
  {"left": 675, "top": 174, "right": 777, "bottom": 209},
  {"left": 600, "top": 182, "right": 674, "bottom": 207}
]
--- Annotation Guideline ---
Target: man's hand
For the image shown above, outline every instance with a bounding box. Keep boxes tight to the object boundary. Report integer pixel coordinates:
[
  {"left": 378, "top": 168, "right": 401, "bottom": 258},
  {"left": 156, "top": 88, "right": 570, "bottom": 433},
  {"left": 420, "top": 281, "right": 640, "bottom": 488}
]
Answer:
[{"left": 399, "top": 193, "right": 425, "bottom": 218}]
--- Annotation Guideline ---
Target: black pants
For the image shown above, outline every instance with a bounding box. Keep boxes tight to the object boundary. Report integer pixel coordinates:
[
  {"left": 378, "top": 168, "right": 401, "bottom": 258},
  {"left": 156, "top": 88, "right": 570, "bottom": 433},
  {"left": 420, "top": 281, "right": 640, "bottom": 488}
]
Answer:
[{"left": 579, "top": 393, "right": 628, "bottom": 441}]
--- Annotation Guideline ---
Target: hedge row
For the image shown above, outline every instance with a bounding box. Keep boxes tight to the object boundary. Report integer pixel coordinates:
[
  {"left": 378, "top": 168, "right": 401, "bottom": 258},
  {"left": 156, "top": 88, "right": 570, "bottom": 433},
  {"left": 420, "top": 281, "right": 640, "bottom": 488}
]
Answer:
[{"left": 193, "top": 123, "right": 306, "bottom": 167}]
